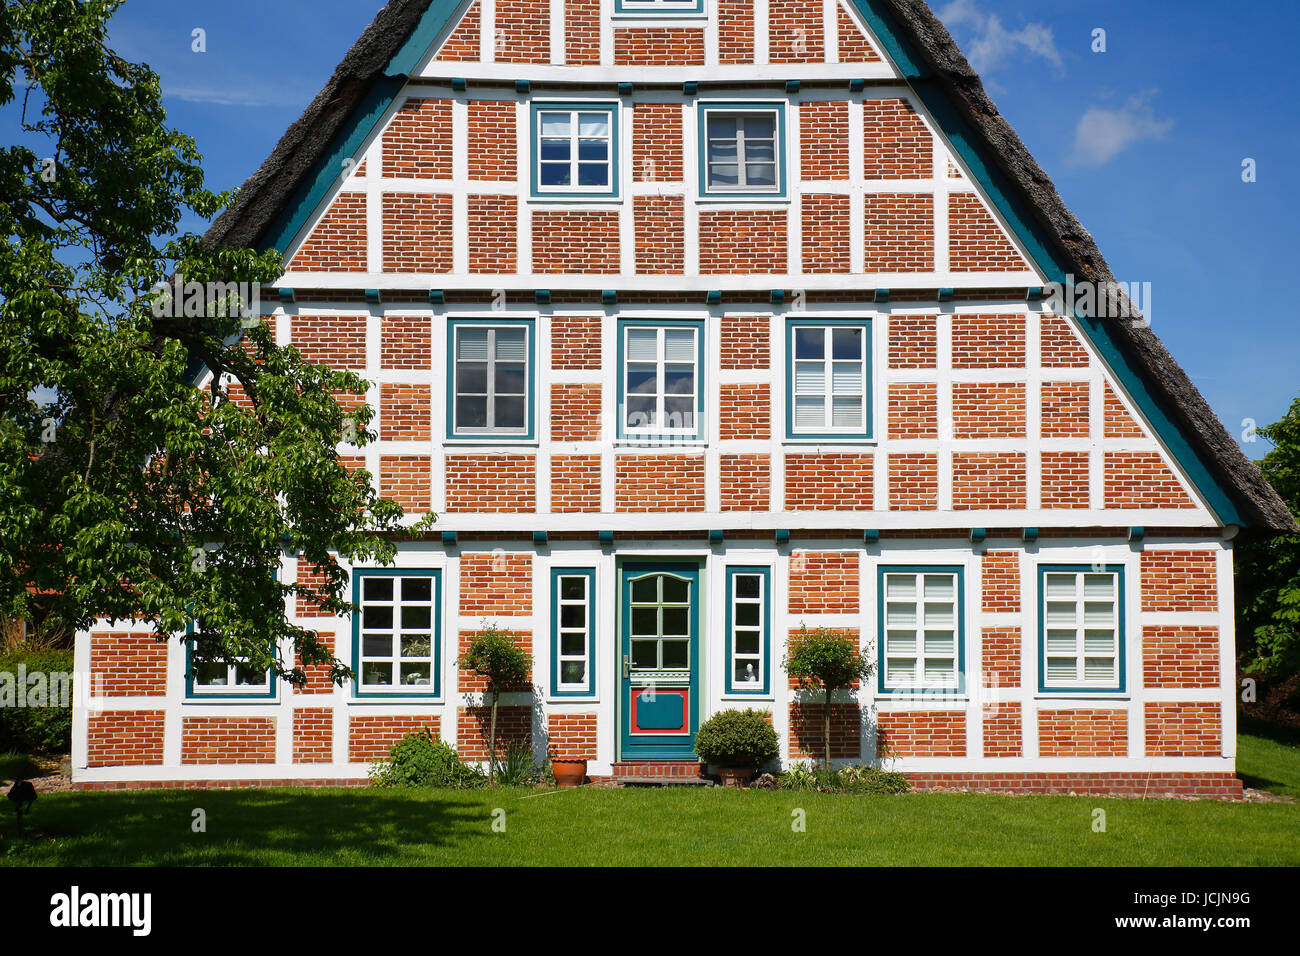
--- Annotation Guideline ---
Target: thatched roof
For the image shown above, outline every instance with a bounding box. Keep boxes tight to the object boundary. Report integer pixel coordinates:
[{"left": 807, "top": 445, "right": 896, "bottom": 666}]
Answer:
[{"left": 202, "top": 0, "right": 1296, "bottom": 533}]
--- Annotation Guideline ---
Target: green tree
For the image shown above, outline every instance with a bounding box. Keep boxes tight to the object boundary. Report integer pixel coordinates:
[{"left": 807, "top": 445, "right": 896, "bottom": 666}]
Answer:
[
  {"left": 1237, "top": 396, "right": 1300, "bottom": 675},
  {"left": 457, "top": 625, "right": 531, "bottom": 778},
  {"left": 783, "top": 626, "right": 872, "bottom": 769},
  {"left": 0, "top": 0, "right": 428, "bottom": 687}
]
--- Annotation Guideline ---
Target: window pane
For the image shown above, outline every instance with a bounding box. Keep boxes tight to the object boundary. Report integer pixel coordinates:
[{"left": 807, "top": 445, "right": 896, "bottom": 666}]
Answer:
[
  {"left": 194, "top": 661, "right": 226, "bottom": 686},
  {"left": 794, "top": 362, "right": 826, "bottom": 393},
  {"left": 886, "top": 602, "right": 916, "bottom": 627},
  {"left": 561, "top": 576, "right": 586, "bottom": 601},
  {"left": 540, "top": 163, "right": 570, "bottom": 186},
  {"left": 1046, "top": 658, "right": 1077, "bottom": 683},
  {"left": 743, "top": 115, "right": 775, "bottom": 138},
  {"left": 631, "top": 640, "right": 657, "bottom": 668},
  {"left": 1046, "top": 601, "right": 1077, "bottom": 628},
  {"left": 456, "top": 363, "right": 487, "bottom": 395},
  {"left": 708, "top": 164, "right": 739, "bottom": 187},
  {"left": 560, "top": 603, "right": 585, "bottom": 628},
  {"left": 401, "top": 605, "right": 431, "bottom": 630},
  {"left": 734, "top": 629, "right": 760, "bottom": 654},
  {"left": 625, "top": 396, "right": 656, "bottom": 427},
  {"left": 1084, "top": 630, "right": 1115, "bottom": 655},
  {"left": 403, "top": 577, "right": 432, "bottom": 602},
  {"left": 560, "top": 632, "right": 585, "bottom": 656},
  {"left": 744, "top": 139, "right": 775, "bottom": 163},
  {"left": 662, "top": 640, "right": 688, "bottom": 669},
  {"left": 363, "top": 634, "right": 392, "bottom": 657},
  {"left": 539, "top": 113, "right": 571, "bottom": 137},
  {"left": 494, "top": 328, "right": 527, "bottom": 360},
  {"left": 887, "top": 659, "right": 916, "bottom": 682},
  {"left": 924, "top": 660, "right": 955, "bottom": 683},
  {"left": 627, "top": 328, "right": 658, "bottom": 361},
  {"left": 664, "top": 397, "right": 695, "bottom": 428},
  {"left": 1045, "top": 573, "right": 1076, "bottom": 600},
  {"left": 663, "top": 328, "right": 695, "bottom": 361},
  {"left": 661, "top": 576, "right": 690, "bottom": 603},
  {"left": 456, "top": 396, "right": 488, "bottom": 429},
  {"left": 661, "top": 606, "right": 689, "bottom": 636},
  {"left": 400, "top": 663, "right": 431, "bottom": 685},
  {"left": 361, "top": 662, "right": 392, "bottom": 685},
  {"left": 735, "top": 603, "right": 760, "bottom": 627},
  {"left": 631, "top": 606, "right": 658, "bottom": 636},
  {"left": 794, "top": 327, "right": 824, "bottom": 359},
  {"left": 539, "top": 140, "right": 571, "bottom": 162},
  {"left": 561, "top": 660, "right": 586, "bottom": 684},
  {"left": 578, "top": 113, "right": 609, "bottom": 137},
  {"left": 793, "top": 396, "right": 825, "bottom": 430},
  {"left": 707, "top": 115, "right": 738, "bottom": 138},
  {"left": 364, "top": 577, "right": 394, "bottom": 601},
  {"left": 363, "top": 605, "right": 393, "bottom": 630},
  {"left": 832, "top": 327, "right": 863, "bottom": 359},
  {"left": 745, "top": 163, "right": 776, "bottom": 187},
  {"left": 663, "top": 364, "right": 695, "bottom": 395},
  {"left": 495, "top": 396, "right": 524, "bottom": 428},
  {"left": 631, "top": 577, "right": 658, "bottom": 602},
  {"left": 735, "top": 661, "right": 760, "bottom": 683},
  {"left": 830, "top": 395, "right": 862, "bottom": 428},
  {"left": 1083, "top": 658, "right": 1115, "bottom": 683},
  {"left": 400, "top": 634, "right": 432, "bottom": 658},
  {"left": 1084, "top": 574, "right": 1115, "bottom": 599},
  {"left": 577, "top": 139, "right": 608, "bottom": 161},
  {"left": 924, "top": 631, "right": 954, "bottom": 656},
  {"left": 626, "top": 364, "right": 658, "bottom": 394},
  {"left": 886, "top": 575, "right": 917, "bottom": 600},
  {"left": 577, "top": 162, "right": 609, "bottom": 186},
  {"left": 1045, "top": 630, "right": 1076, "bottom": 655},
  {"left": 735, "top": 575, "right": 761, "bottom": 599},
  {"left": 494, "top": 363, "right": 526, "bottom": 394},
  {"left": 457, "top": 328, "right": 490, "bottom": 360},
  {"left": 831, "top": 362, "right": 862, "bottom": 393},
  {"left": 886, "top": 630, "right": 916, "bottom": 655}
]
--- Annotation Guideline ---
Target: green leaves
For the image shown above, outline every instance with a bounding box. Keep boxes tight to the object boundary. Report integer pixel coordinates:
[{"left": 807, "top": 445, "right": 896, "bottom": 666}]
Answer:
[
  {"left": 693, "top": 708, "right": 779, "bottom": 769},
  {"left": 457, "top": 627, "right": 532, "bottom": 692},
  {"left": 783, "top": 626, "right": 873, "bottom": 692}
]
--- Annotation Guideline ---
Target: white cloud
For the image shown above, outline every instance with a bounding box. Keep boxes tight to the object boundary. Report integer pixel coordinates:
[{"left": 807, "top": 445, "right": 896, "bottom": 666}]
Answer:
[
  {"left": 937, "top": 0, "right": 1064, "bottom": 75},
  {"left": 164, "top": 85, "right": 305, "bottom": 109},
  {"left": 1068, "top": 92, "right": 1175, "bottom": 167}
]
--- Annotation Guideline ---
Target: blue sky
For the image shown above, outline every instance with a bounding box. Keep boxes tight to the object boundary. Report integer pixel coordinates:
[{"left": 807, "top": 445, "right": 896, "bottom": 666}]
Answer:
[{"left": 15, "top": 0, "right": 1300, "bottom": 451}]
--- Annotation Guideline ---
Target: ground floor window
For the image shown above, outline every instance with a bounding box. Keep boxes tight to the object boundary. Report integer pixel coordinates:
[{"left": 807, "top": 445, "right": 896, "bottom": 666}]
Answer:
[
  {"left": 878, "top": 566, "right": 964, "bottom": 694},
  {"left": 551, "top": 568, "right": 595, "bottom": 696},
  {"left": 725, "top": 566, "right": 771, "bottom": 695},
  {"left": 185, "top": 628, "right": 275, "bottom": 700},
  {"left": 354, "top": 570, "right": 441, "bottom": 696}
]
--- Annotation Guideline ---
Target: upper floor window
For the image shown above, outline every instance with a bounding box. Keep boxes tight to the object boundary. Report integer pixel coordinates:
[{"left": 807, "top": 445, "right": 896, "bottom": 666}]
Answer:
[
  {"left": 698, "top": 103, "right": 786, "bottom": 198},
  {"left": 615, "top": 0, "right": 705, "bottom": 13},
  {"left": 447, "top": 319, "right": 535, "bottom": 440},
  {"left": 531, "top": 103, "right": 619, "bottom": 199},
  {"left": 878, "top": 567, "right": 965, "bottom": 695},
  {"left": 1039, "top": 566, "right": 1125, "bottom": 693},
  {"left": 354, "top": 570, "right": 442, "bottom": 697},
  {"left": 617, "top": 319, "right": 705, "bottom": 441},
  {"left": 786, "top": 319, "right": 873, "bottom": 440}
]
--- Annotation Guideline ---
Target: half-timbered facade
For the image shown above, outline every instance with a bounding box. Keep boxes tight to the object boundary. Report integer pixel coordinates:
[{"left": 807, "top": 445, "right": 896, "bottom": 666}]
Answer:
[{"left": 72, "top": 0, "right": 1295, "bottom": 796}]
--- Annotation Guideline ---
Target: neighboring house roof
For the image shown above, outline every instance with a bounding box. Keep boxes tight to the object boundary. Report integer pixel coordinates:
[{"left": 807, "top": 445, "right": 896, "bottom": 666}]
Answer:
[{"left": 202, "top": 0, "right": 1298, "bottom": 534}]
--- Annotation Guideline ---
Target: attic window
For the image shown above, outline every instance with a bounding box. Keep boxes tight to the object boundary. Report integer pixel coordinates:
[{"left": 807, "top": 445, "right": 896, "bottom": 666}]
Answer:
[{"left": 614, "top": 0, "right": 705, "bottom": 14}]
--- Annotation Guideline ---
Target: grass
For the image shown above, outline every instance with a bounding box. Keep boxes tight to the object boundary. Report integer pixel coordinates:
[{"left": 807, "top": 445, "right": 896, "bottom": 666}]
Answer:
[
  {"left": 1, "top": 732, "right": 1295, "bottom": 867},
  {"left": 1238, "top": 725, "right": 1300, "bottom": 798},
  {"left": 0, "top": 751, "right": 41, "bottom": 780}
]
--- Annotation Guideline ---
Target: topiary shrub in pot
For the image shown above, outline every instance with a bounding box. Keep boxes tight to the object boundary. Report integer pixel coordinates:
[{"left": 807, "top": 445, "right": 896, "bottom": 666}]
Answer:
[{"left": 693, "top": 709, "right": 779, "bottom": 787}]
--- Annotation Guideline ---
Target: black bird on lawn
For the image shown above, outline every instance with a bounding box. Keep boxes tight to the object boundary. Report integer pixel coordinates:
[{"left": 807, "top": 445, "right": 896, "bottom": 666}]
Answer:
[{"left": 8, "top": 780, "right": 36, "bottom": 832}]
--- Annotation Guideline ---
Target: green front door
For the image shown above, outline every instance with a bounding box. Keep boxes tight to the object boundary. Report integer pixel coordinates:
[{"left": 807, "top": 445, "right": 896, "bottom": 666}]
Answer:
[{"left": 619, "top": 562, "right": 701, "bottom": 760}]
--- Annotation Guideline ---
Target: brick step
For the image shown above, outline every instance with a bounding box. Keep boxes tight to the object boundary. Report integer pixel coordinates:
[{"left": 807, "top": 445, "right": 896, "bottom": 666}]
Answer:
[{"left": 610, "top": 761, "right": 711, "bottom": 785}]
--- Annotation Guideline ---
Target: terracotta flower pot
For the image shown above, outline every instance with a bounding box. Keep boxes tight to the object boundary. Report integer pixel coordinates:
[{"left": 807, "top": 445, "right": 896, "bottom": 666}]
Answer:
[
  {"left": 718, "top": 767, "right": 753, "bottom": 788},
  {"left": 552, "top": 759, "right": 588, "bottom": 788}
]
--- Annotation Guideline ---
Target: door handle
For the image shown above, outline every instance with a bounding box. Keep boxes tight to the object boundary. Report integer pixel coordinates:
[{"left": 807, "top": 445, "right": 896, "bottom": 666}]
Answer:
[{"left": 623, "top": 654, "right": 631, "bottom": 679}]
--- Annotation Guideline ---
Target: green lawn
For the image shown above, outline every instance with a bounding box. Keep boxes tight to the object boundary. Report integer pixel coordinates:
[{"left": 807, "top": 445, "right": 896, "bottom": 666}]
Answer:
[{"left": 2, "top": 733, "right": 1296, "bottom": 867}]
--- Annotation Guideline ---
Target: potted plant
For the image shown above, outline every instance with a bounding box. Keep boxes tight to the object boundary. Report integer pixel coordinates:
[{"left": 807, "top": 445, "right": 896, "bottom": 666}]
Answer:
[
  {"left": 549, "top": 748, "right": 588, "bottom": 788},
  {"left": 456, "top": 624, "right": 531, "bottom": 781},
  {"left": 694, "top": 708, "right": 779, "bottom": 787}
]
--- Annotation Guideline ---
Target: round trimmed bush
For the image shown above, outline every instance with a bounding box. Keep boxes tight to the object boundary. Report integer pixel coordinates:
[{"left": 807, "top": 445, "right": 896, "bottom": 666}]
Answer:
[{"left": 693, "top": 708, "right": 779, "bottom": 769}]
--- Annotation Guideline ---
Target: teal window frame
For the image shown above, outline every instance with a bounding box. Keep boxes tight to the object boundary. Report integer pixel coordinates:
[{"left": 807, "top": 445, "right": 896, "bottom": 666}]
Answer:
[
  {"left": 697, "top": 101, "right": 787, "bottom": 199},
  {"left": 1037, "top": 564, "right": 1126, "bottom": 694},
  {"left": 446, "top": 317, "right": 536, "bottom": 441},
  {"left": 785, "top": 318, "right": 874, "bottom": 441},
  {"left": 616, "top": 317, "right": 706, "bottom": 442},
  {"left": 724, "top": 565, "right": 771, "bottom": 696},
  {"left": 876, "top": 565, "right": 966, "bottom": 696},
  {"left": 352, "top": 568, "right": 443, "bottom": 699},
  {"left": 551, "top": 568, "right": 596, "bottom": 697},
  {"left": 184, "top": 623, "right": 277, "bottom": 701},
  {"left": 530, "top": 101, "right": 620, "bottom": 199},
  {"left": 615, "top": 0, "right": 704, "bottom": 13}
]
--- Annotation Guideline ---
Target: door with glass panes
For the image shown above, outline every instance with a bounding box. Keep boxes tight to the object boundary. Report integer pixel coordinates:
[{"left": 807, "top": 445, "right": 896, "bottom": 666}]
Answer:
[{"left": 619, "top": 562, "right": 701, "bottom": 760}]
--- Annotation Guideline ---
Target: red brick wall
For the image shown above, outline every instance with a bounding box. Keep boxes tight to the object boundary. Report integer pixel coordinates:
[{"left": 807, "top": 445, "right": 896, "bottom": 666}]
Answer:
[
  {"left": 981, "top": 551, "right": 1020, "bottom": 613},
  {"left": 551, "top": 314, "right": 601, "bottom": 370},
  {"left": 888, "top": 314, "right": 937, "bottom": 368},
  {"left": 717, "top": 0, "right": 755, "bottom": 63},
  {"left": 565, "top": 0, "right": 600, "bottom": 65},
  {"left": 888, "top": 382, "right": 938, "bottom": 439},
  {"left": 784, "top": 453, "right": 873, "bottom": 511},
  {"left": 90, "top": 633, "right": 166, "bottom": 697},
  {"left": 699, "top": 210, "right": 788, "bottom": 274},
  {"left": 720, "top": 384, "right": 770, "bottom": 440},
  {"left": 445, "top": 455, "right": 537, "bottom": 513},
  {"left": 293, "top": 708, "right": 333, "bottom": 764},
  {"left": 769, "top": 0, "right": 824, "bottom": 63},
  {"left": 949, "top": 194, "right": 1027, "bottom": 271},
  {"left": 862, "top": 99, "right": 930, "bottom": 178},
  {"left": 457, "top": 629, "right": 533, "bottom": 692},
  {"left": 494, "top": 0, "right": 549, "bottom": 63},
  {"left": 1143, "top": 626, "right": 1220, "bottom": 689},
  {"left": 1041, "top": 451, "right": 1090, "bottom": 509},
  {"left": 888, "top": 453, "right": 938, "bottom": 511},
  {"left": 383, "top": 98, "right": 452, "bottom": 179},
  {"left": 87, "top": 711, "right": 165, "bottom": 767},
  {"left": 381, "top": 314, "right": 431, "bottom": 370},
  {"left": 379, "top": 384, "right": 431, "bottom": 441},
  {"left": 380, "top": 456, "right": 432, "bottom": 513},
  {"left": 295, "top": 560, "right": 337, "bottom": 617},
  {"left": 1141, "top": 551, "right": 1218, "bottom": 612},
  {"left": 459, "top": 553, "right": 532, "bottom": 615},
  {"left": 790, "top": 702, "right": 859, "bottom": 759},
  {"left": 634, "top": 196, "right": 685, "bottom": 273},
  {"left": 548, "top": 712, "right": 597, "bottom": 760},
  {"left": 293, "top": 631, "right": 336, "bottom": 695},
  {"left": 1038, "top": 709, "right": 1127, "bottom": 757},
  {"left": 1104, "top": 452, "right": 1195, "bottom": 509},
  {"left": 801, "top": 195, "right": 851, "bottom": 272},
  {"left": 632, "top": 104, "right": 683, "bottom": 182},
  {"left": 981, "top": 627, "right": 1021, "bottom": 686},
  {"left": 291, "top": 314, "right": 366, "bottom": 368},
  {"left": 383, "top": 193, "right": 453, "bottom": 273},
  {"left": 616, "top": 455, "right": 706, "bottom": 512},
  {"left": 1104, "top": 384, "right": 1145, "bottom": 437},
  {"left": 838, "top": 3, "right": 881, "bottom": 61},
  {"left": 467, "top": 100, "right": 517, "bottom": 180},
  {"left": 788, "top": 551, "right": 859, "bottom": 613},
  {"left": 877, "top": 711, "right": 965, "bottom": 757},
  {"left": 532, "top": 212, "right": 620, "bottom": 273},
  {"left": 1145, "top": 702, "right": 1221, "bottom": 757},
  {"left": 951, "top": 314, "right": 1025, "bottom": 368},
  {"left": 349, "top": 714, "right": 441, "bottom": 763},
  {"left": 720, "top": 454, "right": 771, "bottom": 512},
  {"left": 551, "top": 454, "right": 602, "bottom": 512},
  {"left": 458, "top": 705, "right": 532, "bottom": 760},
  {"left": 952, "top": 453, "right": 1027, "bottom": 510},
  {"left": 181, "top": 716, "right": 276, "bottom": 765},
  {"left": 550, "top": 384, "right": 602, "bottom": 442},
  {"left": 721, "top": 315, "right": 769, "bottom": 370},
  {"left": 467, "top": 195, "right": 518, "bottom": 273},
  {"left": 436, "top": 0, "right": 480, "bottom": 60},
  {"left": 982, "top": 701, "right": 1021, "bottom": 757},
  {"left": 1040, "top": 315, "right": 1090, "bottom": 367},
  {"left": 614, "top": 28, "right": 705, "bottom": 65},
  {"left": 1041, "top": 381, "right": 1090, "bottom": 438},
  {"left": 952, "top": 383, "right": 1026, "bottom": 438},
  {"left": 800, "top": 101, "right": 849, "bottom": 179},
  {"left": 289, "top": 194, "right": 365, "bottom": 272},
  {"left": 862, "top": 194, "right": 933, "bottom": 271}
]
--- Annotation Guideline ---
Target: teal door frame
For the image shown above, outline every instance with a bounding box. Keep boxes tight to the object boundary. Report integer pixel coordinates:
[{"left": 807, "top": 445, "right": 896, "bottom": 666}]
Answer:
[{"left": 618, "top": 560, "right": 702, "bottom": 760}]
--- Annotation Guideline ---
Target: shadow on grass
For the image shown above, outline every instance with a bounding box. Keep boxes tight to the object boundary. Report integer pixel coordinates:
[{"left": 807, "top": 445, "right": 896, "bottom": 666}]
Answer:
[
  {"left": 1239, "top": 715, "right": 1300, "bottom": 748},
  {"left": 1, "top": 788, "right": 486, "bottom": 866}
]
